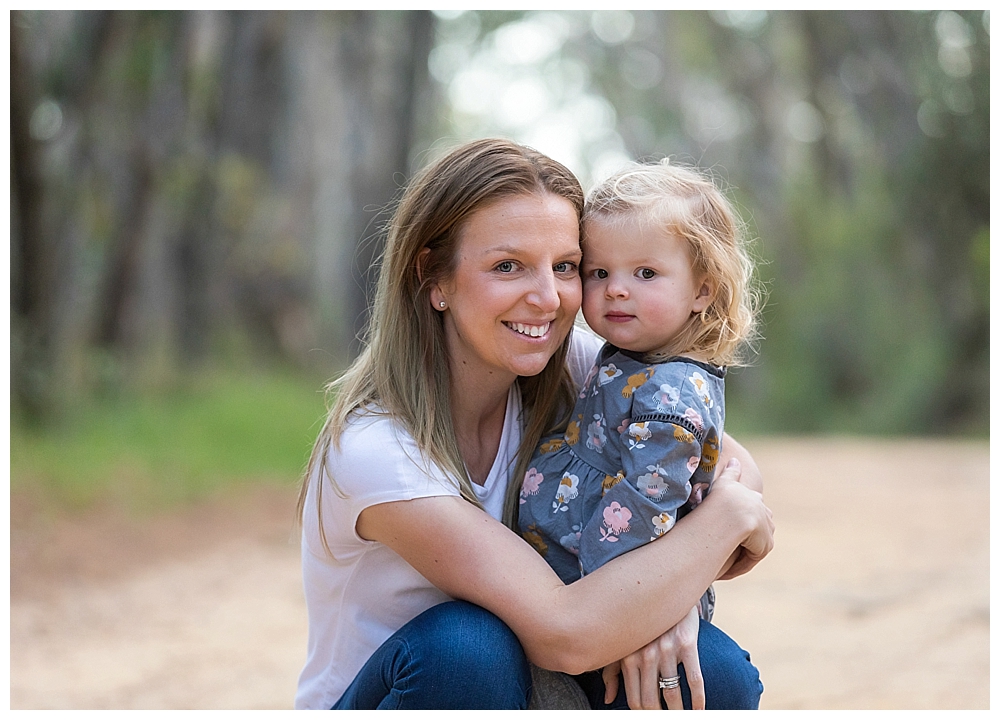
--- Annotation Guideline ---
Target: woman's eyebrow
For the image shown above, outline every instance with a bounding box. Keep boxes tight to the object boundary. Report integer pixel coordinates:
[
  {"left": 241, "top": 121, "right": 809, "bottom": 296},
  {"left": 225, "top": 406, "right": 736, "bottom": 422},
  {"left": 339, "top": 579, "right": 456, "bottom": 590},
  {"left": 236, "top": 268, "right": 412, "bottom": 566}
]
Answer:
[
  {"left": 482, "top": 245, "right": 525, "bottom": 255},
  {"left": 482, "top": 245, "right": 582, "bottom": 259}
]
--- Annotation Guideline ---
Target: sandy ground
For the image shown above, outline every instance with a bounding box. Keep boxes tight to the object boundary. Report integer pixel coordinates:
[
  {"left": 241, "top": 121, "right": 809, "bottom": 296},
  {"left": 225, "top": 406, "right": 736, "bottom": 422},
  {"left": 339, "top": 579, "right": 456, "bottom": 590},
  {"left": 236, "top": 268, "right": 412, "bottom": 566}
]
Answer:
[{"left": 9, "top": 437, "right": 990, "bottom": 710}]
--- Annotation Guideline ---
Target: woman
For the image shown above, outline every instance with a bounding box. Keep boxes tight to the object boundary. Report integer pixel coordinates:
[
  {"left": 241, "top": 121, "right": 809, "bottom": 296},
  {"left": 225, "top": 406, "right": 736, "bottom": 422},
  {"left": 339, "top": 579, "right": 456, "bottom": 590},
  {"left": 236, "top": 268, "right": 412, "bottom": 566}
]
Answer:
[{"left": 295, "top": 138, "right": 774, "bottom": 710}]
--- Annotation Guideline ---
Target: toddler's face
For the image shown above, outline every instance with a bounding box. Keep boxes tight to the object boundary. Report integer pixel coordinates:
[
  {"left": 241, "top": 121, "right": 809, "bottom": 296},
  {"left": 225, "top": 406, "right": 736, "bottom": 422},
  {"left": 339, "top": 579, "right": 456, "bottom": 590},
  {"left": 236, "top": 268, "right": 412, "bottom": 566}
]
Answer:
[{"left": 581, "top": 216, "right": 711, "bottom": 356}]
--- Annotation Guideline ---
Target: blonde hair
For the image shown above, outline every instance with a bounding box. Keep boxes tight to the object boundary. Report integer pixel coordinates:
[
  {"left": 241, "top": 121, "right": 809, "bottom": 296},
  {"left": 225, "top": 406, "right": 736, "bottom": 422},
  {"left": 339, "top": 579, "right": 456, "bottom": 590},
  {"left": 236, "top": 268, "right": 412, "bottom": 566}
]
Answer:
[
  {"left": 584, "top": 159, "right": 761, "bottom": 366},
  {"left": 297, "top": 138, "right": 584, "bottom": 548}
]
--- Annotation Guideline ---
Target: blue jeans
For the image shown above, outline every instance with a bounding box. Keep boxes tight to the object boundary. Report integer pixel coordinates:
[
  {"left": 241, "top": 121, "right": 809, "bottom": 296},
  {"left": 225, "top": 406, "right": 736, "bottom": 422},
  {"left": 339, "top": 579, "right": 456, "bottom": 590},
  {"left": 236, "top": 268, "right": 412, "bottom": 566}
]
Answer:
[
  {"left": 332, "top": 601, "right": 532, "bottom": 709},
  {"left": 572, "top": 619, "right": 763, "bottom": 709},
  {"left": 333, "top": 602, "right": 760, "bottom": 710}
]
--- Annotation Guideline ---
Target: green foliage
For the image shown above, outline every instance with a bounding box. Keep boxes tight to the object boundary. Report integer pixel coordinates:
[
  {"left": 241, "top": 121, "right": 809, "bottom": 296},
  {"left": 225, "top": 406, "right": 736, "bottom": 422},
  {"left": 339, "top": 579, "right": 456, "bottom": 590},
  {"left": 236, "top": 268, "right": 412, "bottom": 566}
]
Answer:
[
  {"left": 727, "top": 165, "right": 958, "bottom": 435},
  {"left": 10, "top": 368, "right": 330, "bottom": 511},
  {"left": 13, "top": 10, "right": 989, "bottom": 442}
]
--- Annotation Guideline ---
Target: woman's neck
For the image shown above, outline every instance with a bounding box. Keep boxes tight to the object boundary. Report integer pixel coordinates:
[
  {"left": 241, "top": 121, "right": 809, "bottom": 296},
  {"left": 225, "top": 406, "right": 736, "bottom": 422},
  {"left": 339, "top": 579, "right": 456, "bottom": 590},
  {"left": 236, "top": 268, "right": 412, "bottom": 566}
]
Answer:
[{"left": 449, "top": 366, "right": 514, "bottom": 487}]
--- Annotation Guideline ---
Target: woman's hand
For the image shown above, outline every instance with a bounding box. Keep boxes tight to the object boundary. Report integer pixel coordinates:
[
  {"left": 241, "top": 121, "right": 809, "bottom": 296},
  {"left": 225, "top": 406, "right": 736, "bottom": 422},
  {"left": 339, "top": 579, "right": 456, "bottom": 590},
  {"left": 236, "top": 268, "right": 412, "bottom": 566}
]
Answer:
[
  {"left": 710, "top": 458, "right": 774, "bottom": 580},
  {"left": 601, "top": 605, "right": 704, "bottom": 709}
]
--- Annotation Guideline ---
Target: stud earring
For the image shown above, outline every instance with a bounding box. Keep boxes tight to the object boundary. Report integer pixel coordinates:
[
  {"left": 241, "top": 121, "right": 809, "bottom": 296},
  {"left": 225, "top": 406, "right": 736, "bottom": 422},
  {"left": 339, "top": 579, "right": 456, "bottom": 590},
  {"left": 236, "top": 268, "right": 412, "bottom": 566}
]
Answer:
[{"left": 439, "top": 301, "right": 446, "bottom": 309}]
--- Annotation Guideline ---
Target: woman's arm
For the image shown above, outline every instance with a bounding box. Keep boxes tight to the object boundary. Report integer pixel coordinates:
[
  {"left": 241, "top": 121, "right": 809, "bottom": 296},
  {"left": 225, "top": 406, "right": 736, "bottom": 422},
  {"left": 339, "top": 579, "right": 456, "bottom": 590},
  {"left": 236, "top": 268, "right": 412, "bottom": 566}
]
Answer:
[{"left": 357, "top": 459, "right": 772, "bottom": 676}]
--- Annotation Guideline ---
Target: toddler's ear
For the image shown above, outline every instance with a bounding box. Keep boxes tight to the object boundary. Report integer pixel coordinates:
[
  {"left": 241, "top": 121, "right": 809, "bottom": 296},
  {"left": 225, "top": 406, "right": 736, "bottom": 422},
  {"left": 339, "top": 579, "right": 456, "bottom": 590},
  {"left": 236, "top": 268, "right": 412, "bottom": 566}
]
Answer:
[{"left": 693, "top": 279, "right": 715, "bottom": 312}]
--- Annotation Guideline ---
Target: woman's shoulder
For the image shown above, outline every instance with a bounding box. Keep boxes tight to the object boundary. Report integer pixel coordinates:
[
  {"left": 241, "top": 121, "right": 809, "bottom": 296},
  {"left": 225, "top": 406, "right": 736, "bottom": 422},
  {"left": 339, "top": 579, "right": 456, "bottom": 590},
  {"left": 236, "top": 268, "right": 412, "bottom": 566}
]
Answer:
[{"left": 326, "top": 409, "right": 457, "bottom": 498}]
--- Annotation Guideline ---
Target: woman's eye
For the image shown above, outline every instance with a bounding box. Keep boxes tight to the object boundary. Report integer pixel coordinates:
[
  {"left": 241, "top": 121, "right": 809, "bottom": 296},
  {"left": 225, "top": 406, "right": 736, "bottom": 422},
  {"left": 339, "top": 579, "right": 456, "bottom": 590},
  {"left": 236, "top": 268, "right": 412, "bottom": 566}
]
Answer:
[
  {"left": 554, "top": 261, "right": 578, "bottom": 274},
  {"left": 639, "top": 268, "right": 656, "bottom": 279},
  {"left": 496, "top": 261, "right": 515, "bottom": 273}
]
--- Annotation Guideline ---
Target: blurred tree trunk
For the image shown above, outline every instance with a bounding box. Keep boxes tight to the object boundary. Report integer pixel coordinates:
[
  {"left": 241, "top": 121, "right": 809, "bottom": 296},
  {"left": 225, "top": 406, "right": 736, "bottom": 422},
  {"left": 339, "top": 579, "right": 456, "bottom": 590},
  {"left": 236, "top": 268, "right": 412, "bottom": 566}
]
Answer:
[
  {"left": 171, "top": 11, "right": 224, "bottom": 367},
  {"left": 93, "top": 144, "right": 155, "bottom": 351},
  {"left": 11, "top": 9, "right": 437, "bottom": 406},
  {"left": 11, "top": 10, "right": 115, "bottom": 420},
  {"left": 89, "top": 12, "right": 188, "bottom": 378},
  {"left": 10, "top": 12, "right": 52, "bottom": 421},
  {"left": 340, "top": 10, "right": 435, "bottom": 357}
]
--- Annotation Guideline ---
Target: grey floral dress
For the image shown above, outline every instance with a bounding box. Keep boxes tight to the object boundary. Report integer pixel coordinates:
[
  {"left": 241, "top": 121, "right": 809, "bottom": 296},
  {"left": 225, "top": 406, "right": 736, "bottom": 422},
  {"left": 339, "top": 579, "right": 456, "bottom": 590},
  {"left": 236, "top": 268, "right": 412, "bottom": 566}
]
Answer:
[{"left": 518, "top": 343, "right": 724, "bottom": 618}]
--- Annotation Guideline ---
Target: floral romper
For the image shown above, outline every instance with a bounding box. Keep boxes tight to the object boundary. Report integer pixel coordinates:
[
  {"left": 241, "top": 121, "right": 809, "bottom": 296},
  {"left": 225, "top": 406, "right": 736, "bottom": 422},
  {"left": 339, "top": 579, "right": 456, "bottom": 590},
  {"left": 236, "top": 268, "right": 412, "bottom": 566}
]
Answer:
[{"left": 518, "top": 343, "right": 725, "bottom": 618}]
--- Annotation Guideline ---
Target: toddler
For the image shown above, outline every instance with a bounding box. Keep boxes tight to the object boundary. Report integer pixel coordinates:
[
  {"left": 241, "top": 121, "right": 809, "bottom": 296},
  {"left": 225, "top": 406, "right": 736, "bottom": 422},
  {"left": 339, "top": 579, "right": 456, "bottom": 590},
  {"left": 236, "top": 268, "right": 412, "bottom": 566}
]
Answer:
[{"left": 518, "top": 160, "right": 759, "bottom": 611}]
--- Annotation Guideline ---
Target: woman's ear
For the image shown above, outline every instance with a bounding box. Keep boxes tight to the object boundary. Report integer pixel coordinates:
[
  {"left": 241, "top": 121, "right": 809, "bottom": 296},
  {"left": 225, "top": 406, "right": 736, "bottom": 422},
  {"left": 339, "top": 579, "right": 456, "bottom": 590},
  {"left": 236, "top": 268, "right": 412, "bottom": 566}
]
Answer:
[
  {"left": 418, "top": 248, "right": 448, "bottom": 311},
  {"left": 429, "top": 284, "right": 447, "bottom": 311},
  {"left": 692, "top": 278, "right": 715, "bottom": 313}
]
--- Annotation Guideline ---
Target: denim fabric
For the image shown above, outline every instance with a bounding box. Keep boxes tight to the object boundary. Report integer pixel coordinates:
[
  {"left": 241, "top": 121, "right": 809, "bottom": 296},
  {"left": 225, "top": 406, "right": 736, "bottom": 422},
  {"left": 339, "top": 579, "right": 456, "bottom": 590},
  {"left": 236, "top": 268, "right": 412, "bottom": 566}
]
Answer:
[
  {"left": 332, "top": 600, "right": 532, "bottom": 710},
  {"left": 573, "top": 619, "right": 763, "bottom": 710}
]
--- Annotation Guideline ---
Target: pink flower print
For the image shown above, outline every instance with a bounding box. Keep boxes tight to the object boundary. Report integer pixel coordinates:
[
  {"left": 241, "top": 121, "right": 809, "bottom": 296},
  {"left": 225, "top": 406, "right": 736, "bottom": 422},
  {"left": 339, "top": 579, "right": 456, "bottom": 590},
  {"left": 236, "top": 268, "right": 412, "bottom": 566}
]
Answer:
[
  {"left": 651, "top": 511, "right": 675, "bottom": 537},
  {"left": 617, "top": 417, "right": 632, "bottom": 434},
  {"left": 683, "top": 407, "right": 704, "bottom": 432},
  {"left": 687, "top": 455, "right": 701, "bottom": 473},
  {"left": 587, "top": 414, "right": 607, "bottom": 453},
  {"left": 520, "top": 468, "right": 544, "bottom": 504},
  {"left": 638, "top": 468, "right": 668, "bottom": 500},
  {"left": 598, "top": 363, "right": 622, "bottom": 386},
  {"left": 559, "top": 528, "right": 582, "bottom": 556},
  {"left": 599, "top": 502, "right": 632, "bottom": 542},
  {"left": 655, "top": 383, "right": 680, "bottom": 411}
]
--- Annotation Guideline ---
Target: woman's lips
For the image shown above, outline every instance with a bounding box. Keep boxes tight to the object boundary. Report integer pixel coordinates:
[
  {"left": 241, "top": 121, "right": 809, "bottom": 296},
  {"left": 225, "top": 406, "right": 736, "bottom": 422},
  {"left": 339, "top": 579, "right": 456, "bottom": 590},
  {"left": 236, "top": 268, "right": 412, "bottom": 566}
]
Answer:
[{"left": 503, "top": 321, "right": 551, "bottom": 337}]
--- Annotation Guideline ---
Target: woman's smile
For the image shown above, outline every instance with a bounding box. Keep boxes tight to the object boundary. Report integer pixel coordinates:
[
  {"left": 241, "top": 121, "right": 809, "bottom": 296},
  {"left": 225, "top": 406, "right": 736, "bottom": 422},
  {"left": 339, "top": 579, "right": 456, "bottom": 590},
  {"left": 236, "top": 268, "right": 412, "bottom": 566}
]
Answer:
[
  {"left": 504, "top": 321, "right": 552, "bottom": 338},
  {"left": 431, "top": 193, "right": 582, "bottom": 383}
]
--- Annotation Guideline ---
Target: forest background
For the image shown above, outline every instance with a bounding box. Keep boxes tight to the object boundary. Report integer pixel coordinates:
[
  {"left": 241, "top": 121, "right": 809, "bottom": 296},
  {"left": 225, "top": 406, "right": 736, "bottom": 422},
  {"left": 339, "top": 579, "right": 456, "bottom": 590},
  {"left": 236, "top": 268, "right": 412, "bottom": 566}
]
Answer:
[
  {"left": 10, "top": 9, "right": 989, "bottom": 508},
  {"left": 8, "top": 9, "right": 991, "bottom": 710}
]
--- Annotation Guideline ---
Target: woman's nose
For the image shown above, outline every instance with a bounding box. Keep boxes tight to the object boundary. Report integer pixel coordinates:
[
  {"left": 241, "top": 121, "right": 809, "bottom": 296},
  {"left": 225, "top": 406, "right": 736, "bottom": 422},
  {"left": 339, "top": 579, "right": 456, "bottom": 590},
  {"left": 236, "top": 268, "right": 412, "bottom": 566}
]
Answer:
[{"left": 527, "top": 271, "right": 560, "bottom": 311}]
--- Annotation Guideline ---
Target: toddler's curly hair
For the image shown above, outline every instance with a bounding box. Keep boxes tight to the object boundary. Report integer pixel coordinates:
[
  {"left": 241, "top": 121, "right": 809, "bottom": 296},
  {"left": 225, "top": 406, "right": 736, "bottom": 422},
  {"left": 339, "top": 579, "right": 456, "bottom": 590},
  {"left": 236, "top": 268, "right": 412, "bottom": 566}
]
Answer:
[{"left": 584, "top": 159, "right": 761, "bottom": 366}]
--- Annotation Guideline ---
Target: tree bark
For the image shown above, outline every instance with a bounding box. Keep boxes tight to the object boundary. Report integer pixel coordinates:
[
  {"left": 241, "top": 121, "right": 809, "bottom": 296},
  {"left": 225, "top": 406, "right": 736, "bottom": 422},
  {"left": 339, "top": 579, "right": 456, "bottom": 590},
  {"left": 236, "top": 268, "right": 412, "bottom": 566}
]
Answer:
[{"left": 341, "top": 10, "right": 435, "bottom": 358}]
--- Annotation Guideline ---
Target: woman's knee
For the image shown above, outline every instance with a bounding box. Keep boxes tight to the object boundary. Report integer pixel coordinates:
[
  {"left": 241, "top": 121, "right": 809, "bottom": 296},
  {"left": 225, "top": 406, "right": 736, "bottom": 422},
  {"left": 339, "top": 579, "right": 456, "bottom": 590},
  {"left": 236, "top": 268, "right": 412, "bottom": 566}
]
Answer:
[
  {"left": 697, "top": 620, "right": 762, "bottom": 710},
  {"left": 407, "top": 601, "right": 531, "bottom": 706}
]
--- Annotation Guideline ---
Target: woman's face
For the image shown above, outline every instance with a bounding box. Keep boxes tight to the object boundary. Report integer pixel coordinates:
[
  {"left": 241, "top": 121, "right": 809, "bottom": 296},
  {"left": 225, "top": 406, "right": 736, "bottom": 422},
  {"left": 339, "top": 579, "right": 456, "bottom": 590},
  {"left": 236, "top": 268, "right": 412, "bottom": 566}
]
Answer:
[{"left": 430, "top": 193, "right": 582, "bottom": 386}]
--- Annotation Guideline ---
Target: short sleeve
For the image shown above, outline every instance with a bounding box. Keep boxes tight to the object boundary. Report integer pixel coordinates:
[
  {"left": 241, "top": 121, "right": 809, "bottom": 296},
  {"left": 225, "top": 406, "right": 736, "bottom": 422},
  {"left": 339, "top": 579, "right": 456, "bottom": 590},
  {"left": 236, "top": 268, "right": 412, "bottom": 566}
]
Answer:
[{"left": 302, "top": 411, "right": 461, "bottom": 559}]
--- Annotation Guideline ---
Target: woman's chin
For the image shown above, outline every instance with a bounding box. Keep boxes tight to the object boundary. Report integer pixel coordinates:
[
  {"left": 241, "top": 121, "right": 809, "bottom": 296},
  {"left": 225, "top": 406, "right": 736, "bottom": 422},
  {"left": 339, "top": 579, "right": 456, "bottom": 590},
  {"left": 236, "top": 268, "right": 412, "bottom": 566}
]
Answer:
[{"left": 507, "top": 347, "right": 561, "bottom": 378}]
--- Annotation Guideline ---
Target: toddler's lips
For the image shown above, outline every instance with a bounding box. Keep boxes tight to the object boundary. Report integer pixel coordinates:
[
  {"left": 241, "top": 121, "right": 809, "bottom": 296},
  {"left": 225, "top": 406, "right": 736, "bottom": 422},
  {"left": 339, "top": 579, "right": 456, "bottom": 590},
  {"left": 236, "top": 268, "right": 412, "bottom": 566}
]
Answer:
[{"left": 604, "top": 313, "right": 635, "bottom": 323}]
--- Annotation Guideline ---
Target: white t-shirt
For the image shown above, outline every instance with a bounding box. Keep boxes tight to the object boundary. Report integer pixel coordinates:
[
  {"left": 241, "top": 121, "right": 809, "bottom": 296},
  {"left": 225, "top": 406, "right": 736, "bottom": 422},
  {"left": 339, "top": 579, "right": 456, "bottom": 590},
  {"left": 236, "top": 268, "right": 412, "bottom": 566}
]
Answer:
[{"left": 295, "top": 327, "right": 602, "bottom": 709}]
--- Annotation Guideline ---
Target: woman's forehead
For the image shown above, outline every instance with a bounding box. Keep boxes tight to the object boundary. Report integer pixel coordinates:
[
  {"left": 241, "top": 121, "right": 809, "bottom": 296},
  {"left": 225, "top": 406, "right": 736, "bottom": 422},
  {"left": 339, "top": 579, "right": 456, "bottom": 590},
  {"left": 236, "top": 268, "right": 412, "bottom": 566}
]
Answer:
[{"left": 458, "top": 193, "right": 581, "bottom": 251}]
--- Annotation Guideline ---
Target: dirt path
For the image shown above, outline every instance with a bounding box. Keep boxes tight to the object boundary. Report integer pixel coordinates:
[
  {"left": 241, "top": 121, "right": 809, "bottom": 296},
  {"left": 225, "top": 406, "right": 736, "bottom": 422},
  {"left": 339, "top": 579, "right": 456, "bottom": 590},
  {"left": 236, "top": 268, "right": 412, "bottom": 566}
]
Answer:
[{"left": 9, "top": 438, "right": 990, "bottom": 710}]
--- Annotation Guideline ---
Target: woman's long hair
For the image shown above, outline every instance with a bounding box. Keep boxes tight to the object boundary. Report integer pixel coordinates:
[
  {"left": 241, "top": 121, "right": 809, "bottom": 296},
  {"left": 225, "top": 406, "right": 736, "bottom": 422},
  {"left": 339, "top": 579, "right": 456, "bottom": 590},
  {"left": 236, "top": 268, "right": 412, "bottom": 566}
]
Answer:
[{"left": 297, "top": 138, "right": 585, "bottom": 550}]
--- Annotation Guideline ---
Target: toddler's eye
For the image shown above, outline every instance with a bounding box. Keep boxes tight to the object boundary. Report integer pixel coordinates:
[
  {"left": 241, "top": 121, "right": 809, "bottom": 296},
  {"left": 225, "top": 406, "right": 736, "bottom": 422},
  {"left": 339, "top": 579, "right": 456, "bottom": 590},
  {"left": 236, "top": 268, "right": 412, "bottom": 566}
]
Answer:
[
  {"left": 639, "top": 268, "right": 656, "bottom": 279},
  {"left": 593, "top": 269, "right": 609, "bottom": 280}
]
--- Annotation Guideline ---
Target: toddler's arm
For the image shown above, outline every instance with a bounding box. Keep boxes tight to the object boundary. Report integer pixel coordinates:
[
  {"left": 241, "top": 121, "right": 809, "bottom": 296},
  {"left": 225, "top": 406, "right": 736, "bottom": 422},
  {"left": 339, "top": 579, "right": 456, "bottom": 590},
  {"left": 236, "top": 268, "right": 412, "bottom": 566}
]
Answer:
[{"left": 577, "top": 364, "right": 722, "bottom": 576}]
